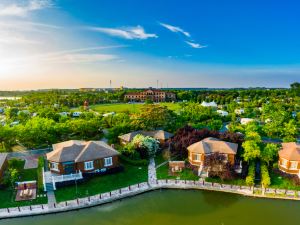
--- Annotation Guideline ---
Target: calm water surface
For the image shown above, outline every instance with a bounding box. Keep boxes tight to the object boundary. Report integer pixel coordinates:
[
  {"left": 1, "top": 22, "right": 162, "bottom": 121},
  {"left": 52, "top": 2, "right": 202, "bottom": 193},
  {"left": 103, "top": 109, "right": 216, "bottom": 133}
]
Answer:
[{"left": 3, "top": 190, "right": 300, "bottom": 225}]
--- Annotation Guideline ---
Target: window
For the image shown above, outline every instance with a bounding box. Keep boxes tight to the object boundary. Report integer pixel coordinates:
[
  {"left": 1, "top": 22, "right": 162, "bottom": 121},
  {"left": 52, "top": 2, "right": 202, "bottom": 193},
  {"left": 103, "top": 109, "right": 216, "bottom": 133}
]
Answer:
[
  {"left": 104, "top": 157, "right": 113, "bottom": 167},
  {"left": 51, "top": 162, "right": 59, "bottom": 171},
  {"left": 193, "top": 154, "right": 201, "bottom": 162},
  {"left": 281, "top": 159, "right": 288, "bottom": 168},
  {"left": 290, "top": 161, "right": 298, "bottom": 170},
  {"left": 84, "top": 161, "right": 94, "bottom": 170}
]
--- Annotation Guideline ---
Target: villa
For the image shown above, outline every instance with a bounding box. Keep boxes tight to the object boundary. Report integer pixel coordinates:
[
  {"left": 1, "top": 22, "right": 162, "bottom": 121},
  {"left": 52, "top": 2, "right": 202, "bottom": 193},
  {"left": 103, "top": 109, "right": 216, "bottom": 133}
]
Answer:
[
  {"left": 124, "top": 88, "right": 176, "bottom": 102},
  {"left": 0, "top": 153, "right": 8, "bottom": 181},
  {"left": 118, "top": 130, "right": 174, "bottom": 145},
  {"left": 201, "top": 101, "right": 218, "bottom": 107},
  {"left": 187, "top": 137, "right": 238, "bottom": 175},
  {"left": 47, "top": 140, "right": 120, "bottom": 175},
  {"left": 240, "top": 118, "right": 255, "bottom": 125},
  {"left": 278, "top": 142, "right": 300, "bottom": 177},
  {"left": 217, "top": 110, "right": 229, "bottom": 117}
]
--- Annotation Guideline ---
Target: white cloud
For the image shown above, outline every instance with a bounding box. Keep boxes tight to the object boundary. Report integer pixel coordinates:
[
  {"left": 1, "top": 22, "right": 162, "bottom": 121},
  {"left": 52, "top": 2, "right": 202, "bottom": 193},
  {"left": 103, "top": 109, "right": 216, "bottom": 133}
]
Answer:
[
  {"left": 88, "top": 25, "right": 158, "bottom": 40},
  {"left": 185, "top": 41, "right": 207, "bottom": 49},
  {"left": 45, "top": 53, "right": 118, "bottom": 64},
  {"left": 0, "top": 0, "right": 53, "bottom": 17},
  {"left": 159, "top": 22, "right": 190, "bottom": 37}
]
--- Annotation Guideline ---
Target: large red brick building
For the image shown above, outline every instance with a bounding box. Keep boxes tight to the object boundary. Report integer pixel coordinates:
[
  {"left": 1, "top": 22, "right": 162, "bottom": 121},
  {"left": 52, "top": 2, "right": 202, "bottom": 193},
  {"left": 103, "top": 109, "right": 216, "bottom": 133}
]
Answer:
[{"left": 124, "top": 88, "right": 176, "bottom": 102}]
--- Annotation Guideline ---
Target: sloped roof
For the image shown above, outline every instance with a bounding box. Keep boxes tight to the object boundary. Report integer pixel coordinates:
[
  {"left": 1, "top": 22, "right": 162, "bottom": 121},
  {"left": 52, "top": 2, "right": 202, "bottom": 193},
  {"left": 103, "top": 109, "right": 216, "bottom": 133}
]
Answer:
[
  {"left": 279, "top": 142, "right": 300, "bottom": 161},
  {"left": 187, "top": 137, "right": 238, "bottom": 155},
  {"left": 75, "top": 141, "right": 119, "bottom": 162},
  {"left": 47, "top": 140, "right": 119, "bottom": 163},
  {"left": 118, "top": 130, "right": 174, "bottom": 142},
  {"left": 0, "top": 153, "right": 8, "bottom": 170}
]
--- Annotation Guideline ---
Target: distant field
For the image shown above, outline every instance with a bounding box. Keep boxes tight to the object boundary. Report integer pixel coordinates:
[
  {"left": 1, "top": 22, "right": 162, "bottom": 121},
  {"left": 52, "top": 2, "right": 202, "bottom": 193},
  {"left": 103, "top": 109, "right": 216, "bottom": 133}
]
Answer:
[{"left": 90, "top": 102, "right": 181, "bottom": 113}]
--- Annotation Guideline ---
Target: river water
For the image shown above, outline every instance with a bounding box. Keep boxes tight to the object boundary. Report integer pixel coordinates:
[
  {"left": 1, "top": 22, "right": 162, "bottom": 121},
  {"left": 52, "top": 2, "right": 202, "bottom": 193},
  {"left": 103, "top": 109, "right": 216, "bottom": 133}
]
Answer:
[{"left": 3, "top": 190, "right": 300, "bottom": 225}]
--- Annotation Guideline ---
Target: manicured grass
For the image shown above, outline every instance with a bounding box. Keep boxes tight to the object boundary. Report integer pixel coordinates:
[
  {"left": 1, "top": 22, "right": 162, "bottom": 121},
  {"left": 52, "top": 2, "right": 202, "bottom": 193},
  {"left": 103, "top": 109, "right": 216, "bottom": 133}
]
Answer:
[
  {"left": 0, "top": 190, "right": 47, "bottom": 208},
  {"left": 269, "top": 170, "right": 300, "bottom": 191},
  {"left": 205, "top": 177, "right": 246, "bottom": 186},
  {"left": 0, "top": 159, "right": 47, "bottom": 208},
  {"left": 54, "top": 161, "right": 148, "bottom": 202},
  {"left": 156, "top": 163, "right": 199, "bottom": 180},
  {"left": 90, "top": 102, "right": 181, "bottom": 114}
]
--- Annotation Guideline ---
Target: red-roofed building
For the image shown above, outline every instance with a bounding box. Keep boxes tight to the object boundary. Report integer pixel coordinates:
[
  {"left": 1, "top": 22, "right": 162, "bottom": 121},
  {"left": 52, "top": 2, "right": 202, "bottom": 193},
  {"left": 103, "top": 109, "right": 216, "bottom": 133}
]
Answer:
[
  {"left": 124, "top": 88, "right": 176, "bottom": 102},
  {"left": 278, "top": 142, "right": 300, "bottom": 177}
]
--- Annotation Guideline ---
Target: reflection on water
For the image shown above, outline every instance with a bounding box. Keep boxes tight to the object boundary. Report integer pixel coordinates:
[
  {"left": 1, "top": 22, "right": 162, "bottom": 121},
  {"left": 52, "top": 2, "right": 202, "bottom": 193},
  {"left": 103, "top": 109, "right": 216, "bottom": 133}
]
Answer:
[{"left": 3, "top": 190, "right": 300, "bottom": 225}]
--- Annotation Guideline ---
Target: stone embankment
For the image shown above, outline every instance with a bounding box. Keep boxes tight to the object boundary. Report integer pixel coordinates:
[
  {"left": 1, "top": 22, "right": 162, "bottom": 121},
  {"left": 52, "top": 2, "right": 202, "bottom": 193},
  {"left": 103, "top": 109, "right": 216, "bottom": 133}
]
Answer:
[{"left": 1, "top": 180, "right": 300, "bottom": 220}]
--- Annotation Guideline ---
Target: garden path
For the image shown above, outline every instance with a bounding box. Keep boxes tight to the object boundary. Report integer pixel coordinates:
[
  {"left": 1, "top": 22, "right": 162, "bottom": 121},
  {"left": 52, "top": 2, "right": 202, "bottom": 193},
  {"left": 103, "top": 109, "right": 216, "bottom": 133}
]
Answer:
[{"left": 148, "top": 158, "right": 157, "bottom": 185}]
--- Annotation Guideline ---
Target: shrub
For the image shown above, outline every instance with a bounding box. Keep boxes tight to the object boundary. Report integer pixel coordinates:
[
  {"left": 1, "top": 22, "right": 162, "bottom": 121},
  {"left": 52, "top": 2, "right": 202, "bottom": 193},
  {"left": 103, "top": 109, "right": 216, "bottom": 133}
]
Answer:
[
  {"left": 246, "top": 161, "right": 255, "bottom": 186},
  {"left": 261, "top": 163, "right": 271, "bottom": 188},
  {"left": 37, "top": 156, "right": 45, "bottom": 191}
]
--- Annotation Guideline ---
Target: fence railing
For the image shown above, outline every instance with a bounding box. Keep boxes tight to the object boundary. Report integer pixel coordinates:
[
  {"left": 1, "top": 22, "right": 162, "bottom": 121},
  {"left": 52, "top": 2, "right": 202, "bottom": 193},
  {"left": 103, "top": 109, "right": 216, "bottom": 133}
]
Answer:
[{"left": 1, "top": 180, "right": 300, "bottom": 219}]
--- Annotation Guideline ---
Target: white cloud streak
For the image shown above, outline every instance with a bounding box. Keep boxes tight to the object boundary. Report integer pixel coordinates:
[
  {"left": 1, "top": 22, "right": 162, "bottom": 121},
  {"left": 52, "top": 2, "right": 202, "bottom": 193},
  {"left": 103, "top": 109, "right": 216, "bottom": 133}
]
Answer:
[
  {"left": 185, "top": 41, "right": 207, "bottom": 49},
  {"left": 159, "top": 22, "right": 190, "bottom": 37},
  {"left": 0, "top": 0, "right": 53, "bottom": 17},
  {"left": 88, "top": 25, "right": 158, "bottom": 40}
]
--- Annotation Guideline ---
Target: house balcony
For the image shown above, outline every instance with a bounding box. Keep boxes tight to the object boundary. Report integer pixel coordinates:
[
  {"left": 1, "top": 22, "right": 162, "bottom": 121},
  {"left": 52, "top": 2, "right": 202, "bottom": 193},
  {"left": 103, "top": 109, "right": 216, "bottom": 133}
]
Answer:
[{"left": 43, "top": 170, "right": 83, "bottom": 191}]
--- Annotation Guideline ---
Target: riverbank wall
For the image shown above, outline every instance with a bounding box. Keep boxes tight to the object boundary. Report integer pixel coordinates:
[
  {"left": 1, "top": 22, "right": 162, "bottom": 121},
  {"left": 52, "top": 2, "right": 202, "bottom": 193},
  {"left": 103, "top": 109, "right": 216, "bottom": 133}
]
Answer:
[{"left": 1, "top": 179, "right": 300, "bottom": 220}]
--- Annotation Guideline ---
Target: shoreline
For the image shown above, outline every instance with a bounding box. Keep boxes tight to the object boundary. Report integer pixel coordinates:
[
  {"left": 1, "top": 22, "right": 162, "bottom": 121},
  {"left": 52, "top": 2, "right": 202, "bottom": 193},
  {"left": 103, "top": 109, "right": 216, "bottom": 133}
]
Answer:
[{"left": 1, "top": 180, "right": 299, "bottom": 220}]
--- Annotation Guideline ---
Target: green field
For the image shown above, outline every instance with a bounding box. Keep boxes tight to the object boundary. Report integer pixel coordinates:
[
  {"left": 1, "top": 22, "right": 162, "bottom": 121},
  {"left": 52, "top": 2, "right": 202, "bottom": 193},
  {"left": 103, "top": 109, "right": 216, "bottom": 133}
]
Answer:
[
  {"left": 90, "top": 102, "right": 181, "bottom": 114},
  {"left": 55, "top": 160, "right": 148, "bottom": 202}
]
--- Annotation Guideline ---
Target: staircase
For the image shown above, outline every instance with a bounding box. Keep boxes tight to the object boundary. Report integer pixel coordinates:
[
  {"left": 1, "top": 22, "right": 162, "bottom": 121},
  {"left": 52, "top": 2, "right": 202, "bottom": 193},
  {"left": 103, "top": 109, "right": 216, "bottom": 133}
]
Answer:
[{"left": 45, "top": 182, "right": 54, "bottom": 191}]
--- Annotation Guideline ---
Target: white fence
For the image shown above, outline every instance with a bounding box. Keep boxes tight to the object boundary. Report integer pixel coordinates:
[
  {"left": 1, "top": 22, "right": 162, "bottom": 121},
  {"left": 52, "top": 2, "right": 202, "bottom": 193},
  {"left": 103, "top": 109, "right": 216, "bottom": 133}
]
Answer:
[{"left": 1, "top": 180, "right": 300, "bottom": 219}]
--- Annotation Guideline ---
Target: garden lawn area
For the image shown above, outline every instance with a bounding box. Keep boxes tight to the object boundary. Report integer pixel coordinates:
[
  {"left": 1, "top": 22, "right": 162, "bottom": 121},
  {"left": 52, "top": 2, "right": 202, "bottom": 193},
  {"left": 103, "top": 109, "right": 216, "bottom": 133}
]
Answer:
[
  {"left": 90, "top": 102, "right": 181, "bottom": 114},
  {"left": 0, "top": 190, "right": 47, "bottom": 208},
  {"left": 54, "top": 160, "right": 148, "bottom": 202},
  {"left": 205, "top": 177, "right": 246, "bottom": 186},
  {"left": 0, "top": 159, "right": 47, "bottom": 208},
  {"left": 156, "top": 163, "right": 199, "bottom": 180},
  {"left": 269, "top": 170, "right": 300, "bottom": 191}
]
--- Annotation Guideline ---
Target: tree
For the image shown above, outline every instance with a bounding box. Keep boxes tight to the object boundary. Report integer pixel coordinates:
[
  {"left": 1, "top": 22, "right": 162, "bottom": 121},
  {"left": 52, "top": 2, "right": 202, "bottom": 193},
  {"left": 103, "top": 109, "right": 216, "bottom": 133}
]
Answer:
[
  {"left": 132, "top": 104, "right": 175, "bottom": 130},
  {"left": 242, "top": 140, "right": 261, "bottom": 162},
  {"left": 132, "top": 134, "right": 159, "bottom": 158},
  {"left": 282, "top": 120, "right": 298, "bottom": 142},
  {"left": 260, "top": 143, "right": 279, "bottom": 165}
]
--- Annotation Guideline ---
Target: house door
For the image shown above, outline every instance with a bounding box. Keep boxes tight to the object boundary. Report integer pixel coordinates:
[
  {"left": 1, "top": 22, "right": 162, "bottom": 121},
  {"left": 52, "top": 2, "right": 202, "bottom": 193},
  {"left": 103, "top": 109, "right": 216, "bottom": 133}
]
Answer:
[{"left": 63, "top": 162, "right": 75, "bottom": 174}]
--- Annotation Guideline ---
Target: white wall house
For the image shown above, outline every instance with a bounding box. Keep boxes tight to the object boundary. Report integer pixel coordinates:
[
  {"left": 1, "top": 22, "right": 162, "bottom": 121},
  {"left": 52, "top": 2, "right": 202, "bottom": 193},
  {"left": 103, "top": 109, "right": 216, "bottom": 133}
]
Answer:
[
  {"left": 201, "top": 101, "right": 218, "bottom": 107},
  {"left": 72, "top": 112, "right": 82, "bottom": 117},
  {"left": 240, "top": 118, "right": 254, "bottom": 125},
  {"left": 235, "top": 108, "right": 245, "bottom": 115},
  {"left": 217, "top": 110, "right": 229, "bottom": 117}
]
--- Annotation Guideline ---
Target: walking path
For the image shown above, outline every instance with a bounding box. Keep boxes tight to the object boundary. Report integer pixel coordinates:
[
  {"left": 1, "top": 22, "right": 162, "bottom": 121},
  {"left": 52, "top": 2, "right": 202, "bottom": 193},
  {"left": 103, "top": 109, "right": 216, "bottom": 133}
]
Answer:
[
  {"left": 47, "top": 191, "right": 56, "bottom": 207},
  {"left": 148, "top": 158, "right": 157, "bottom": 185},
  {"left": 1, "top": 180, "right": 300, "bottom": 219}
]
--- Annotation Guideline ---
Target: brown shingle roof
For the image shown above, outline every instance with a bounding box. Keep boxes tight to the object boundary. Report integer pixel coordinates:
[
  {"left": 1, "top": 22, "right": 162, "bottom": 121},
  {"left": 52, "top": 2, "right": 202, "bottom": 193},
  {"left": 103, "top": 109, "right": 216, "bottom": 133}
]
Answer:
[
  {"left": 279, "top": 142, "right": 300, "bottom": 161},
  {"left": 75, "top": 141, "right": 119, "bottom": 162},
  {"left": 118, "top": 130, "right": 174, "bottom": 142},
  {"left": 47, "top": 140, "right": 119, "bottom": 163},
  {"left": 187, "top": 137, "right": 238, "bottom": 155}
]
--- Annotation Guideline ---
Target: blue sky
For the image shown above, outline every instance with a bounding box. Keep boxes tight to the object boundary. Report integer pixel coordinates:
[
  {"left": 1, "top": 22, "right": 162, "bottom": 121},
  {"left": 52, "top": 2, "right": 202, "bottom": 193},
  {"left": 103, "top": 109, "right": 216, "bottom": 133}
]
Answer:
[{"left": 0, "top": 0, "right": 299, "bottom": 89}]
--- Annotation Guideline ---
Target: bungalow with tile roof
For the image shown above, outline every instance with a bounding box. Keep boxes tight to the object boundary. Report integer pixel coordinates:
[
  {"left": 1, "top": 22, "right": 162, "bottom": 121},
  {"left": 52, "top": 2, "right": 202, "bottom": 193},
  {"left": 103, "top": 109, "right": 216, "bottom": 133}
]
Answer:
[
  {"left": 118, "top": 130, "right": 174, "bottom": 145},
  {"left": 0, "top": 153, "right": 8, "bottom": 182},
  {"left": 187, "top": 137, "right": 238, "bottom": 175},
  {"left": 46, "top": 140, "right": 120, "bottom": 175},
  {"left": 278, "top": 142, "right": 300, "bottom": 177}
]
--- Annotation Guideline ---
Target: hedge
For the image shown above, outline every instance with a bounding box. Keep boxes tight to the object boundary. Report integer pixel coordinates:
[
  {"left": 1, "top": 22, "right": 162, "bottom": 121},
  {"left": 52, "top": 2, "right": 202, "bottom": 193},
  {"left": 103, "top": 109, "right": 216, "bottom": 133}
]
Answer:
[
  {"left": 246, "top": 161, "right": 255, "bottom": 186},
  {"left": 261, "top": 163, "right": 271, "bottom": 188},
  {"left": 37, "top": 156, "right": 45, "bottom": 191}
]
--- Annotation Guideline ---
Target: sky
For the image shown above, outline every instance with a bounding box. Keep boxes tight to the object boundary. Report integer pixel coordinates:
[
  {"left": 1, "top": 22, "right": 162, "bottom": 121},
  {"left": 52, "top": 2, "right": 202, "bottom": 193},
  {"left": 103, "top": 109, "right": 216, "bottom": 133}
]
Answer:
[{"left": 0, "top": 0, "right": 299, "bottom": 90}]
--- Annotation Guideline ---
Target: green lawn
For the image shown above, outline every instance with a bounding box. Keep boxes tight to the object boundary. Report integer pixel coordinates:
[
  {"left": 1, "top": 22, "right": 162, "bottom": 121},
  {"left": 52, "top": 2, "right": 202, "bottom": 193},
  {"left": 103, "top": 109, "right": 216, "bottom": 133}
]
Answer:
[
  {"left": 0, "top": 159, "right": 47, "bottom": 208},
  {"left": 205, "top": 177, "right": 246, "bottom": 186},
  {"left": 269, "top": 170, "right": 300, "bottom": 191},
  {"left": 90, "top": 102, "right": 181, "bottom": 114},
  {"left": 156, "top": 163, "right": 199, "bottom": 180},
  {"left": 55, "top": 161, "right": 148, "bottom": 202}
]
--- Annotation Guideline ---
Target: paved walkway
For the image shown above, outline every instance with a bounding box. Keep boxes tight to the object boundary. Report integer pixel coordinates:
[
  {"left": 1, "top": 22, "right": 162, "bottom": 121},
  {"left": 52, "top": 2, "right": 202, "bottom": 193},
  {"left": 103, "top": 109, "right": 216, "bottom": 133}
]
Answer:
[
  {"left": 148, "top": 158, "right": 157, "bottom": 185},
  {"left": 47, "top": 191, "right": 56, "bottom": 207}
]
